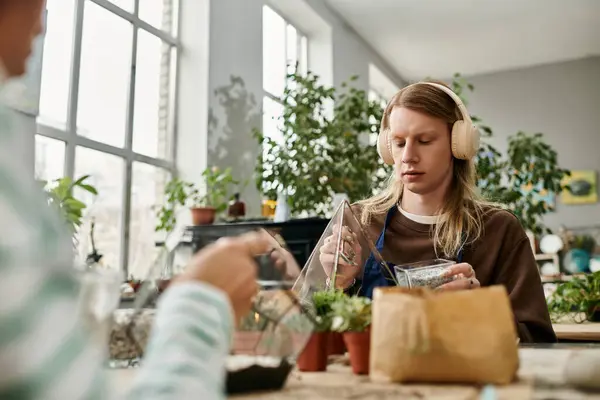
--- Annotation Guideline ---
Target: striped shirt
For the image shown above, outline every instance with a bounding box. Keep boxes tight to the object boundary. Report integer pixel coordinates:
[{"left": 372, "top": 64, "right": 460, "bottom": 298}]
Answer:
[{"left": 0, "top": 97, "right": 232, "bottom": 398}]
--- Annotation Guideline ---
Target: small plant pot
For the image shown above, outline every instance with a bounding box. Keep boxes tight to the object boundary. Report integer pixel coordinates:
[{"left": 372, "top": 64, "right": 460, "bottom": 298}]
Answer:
[
  {"left": 296, "top": 332, "right": 328, "bottom": 372},
  {"left": 191, "top": 207, "right": 216, "bottom": 225},
  {"left": 343, "top": 330, "right": 371, "bottom": 375},
  {"left": 327, "top": 331, "right": 346, "bottom": 355}
]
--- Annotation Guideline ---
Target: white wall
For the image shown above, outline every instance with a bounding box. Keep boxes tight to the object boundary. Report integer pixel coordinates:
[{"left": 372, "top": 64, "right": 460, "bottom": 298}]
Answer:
[
  {"left": 456, "top": 57, "right": 600, "bottom": 230},
  {"left": 186, "top": 0, "right": 405, "bottom": 216}
]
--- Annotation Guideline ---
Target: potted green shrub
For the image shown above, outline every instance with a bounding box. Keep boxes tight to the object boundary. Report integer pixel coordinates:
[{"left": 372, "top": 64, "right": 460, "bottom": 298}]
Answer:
[
  {"left": 156, "top": 166, "right": 237, "bottom": 230},
  {"left": 296, "top": 290, "right": 347, "bottom": 372},
  {"left": 548, "top": 271, "right": 600, "bottom": 323},
  {"left": 331, "top": 295, "right": 372, "bottom": 375},
  {"left": 314, "top": 290, "right": 348, "bottom": 356}
]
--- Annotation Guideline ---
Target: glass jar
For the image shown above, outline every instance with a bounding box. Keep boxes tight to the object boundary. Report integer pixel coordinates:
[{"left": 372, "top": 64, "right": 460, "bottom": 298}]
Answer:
[{"left": 394, "top": 259, "right": 456, "bottom": 289}]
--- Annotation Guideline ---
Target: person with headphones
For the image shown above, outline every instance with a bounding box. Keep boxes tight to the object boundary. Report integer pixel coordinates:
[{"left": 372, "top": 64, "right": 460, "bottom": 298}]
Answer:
[{"left": 319, "top": 80, "right": 556, "bottom": 343}]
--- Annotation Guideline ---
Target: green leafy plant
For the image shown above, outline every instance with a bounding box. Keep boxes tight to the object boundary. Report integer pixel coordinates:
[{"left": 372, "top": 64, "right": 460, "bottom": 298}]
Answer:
[
  {"left": 451, "top": 73, "right": 571, "bottom": 235},
  {"left": 330, "top": 295, "right": 372, "bottom": 333},
  {"left": 156, "top": 167, "right": 237, "bottom": 233},
  {"left": 547, "top": 271, "right": 600, "bottom": 323},
  {"left": 310, "top": 289, "right": 348, "bottom": 332},
  {"left": 44, "top": 175, "right": 98, "bottom": 232},
  {"left": 254, "top": 68, "right": 390, "bottom": 216}
]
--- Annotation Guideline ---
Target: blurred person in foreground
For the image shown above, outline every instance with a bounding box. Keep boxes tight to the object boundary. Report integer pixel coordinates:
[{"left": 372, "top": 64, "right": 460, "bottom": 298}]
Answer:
[{"left": 0, "top": 1, "right": 273, "bottom": 399}]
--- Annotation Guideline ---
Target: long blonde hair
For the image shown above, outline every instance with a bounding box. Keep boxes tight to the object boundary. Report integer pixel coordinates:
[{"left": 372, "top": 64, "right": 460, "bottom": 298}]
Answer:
[{"left": 357, "top": 80, "right": 498, "bottom": 258}]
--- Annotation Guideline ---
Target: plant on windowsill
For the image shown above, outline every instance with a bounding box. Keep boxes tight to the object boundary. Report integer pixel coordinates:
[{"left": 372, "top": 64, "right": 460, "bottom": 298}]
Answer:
[
  {"left": 43, "top": 175, "right": 98, "bottom": 246},
  {"left": 155, "top": 166, "right": 238, "bottom": 231},
  {"left": 253, "top": 66, "right": 390, "bottom": 217},
  {"left": 330, "top": 295, "right": 372, "bottom": 375}
]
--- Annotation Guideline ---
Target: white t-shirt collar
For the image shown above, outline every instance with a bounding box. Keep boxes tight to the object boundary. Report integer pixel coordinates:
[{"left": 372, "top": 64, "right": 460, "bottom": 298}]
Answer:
[{"left": 398, "top": 204, "right": 447, "bottom": 225}]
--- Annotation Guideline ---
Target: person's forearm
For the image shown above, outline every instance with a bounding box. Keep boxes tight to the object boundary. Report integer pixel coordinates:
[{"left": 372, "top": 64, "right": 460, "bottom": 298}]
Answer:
[{"left": 126, "top": 282, "right": 233, "bottom": 400}]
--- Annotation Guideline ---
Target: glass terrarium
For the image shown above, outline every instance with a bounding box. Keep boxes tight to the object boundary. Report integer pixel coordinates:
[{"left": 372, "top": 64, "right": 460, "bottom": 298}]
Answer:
[
  {"left": 394, "top": 259, "right": 456, "bottom": 289},
  {"left": 292, "top": 200, "right": 393, "bottom": 300},
  {"left": 227, "top": 236, "right": 316, "bottom": 394}
]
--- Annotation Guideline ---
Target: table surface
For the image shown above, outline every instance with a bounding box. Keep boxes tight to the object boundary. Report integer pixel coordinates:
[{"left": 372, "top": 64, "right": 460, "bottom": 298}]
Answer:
[
  {"left": 553, "top": 322, "right": 600, "bottom": 341},
  {"left": 109, "top": 345, "right": 600, "bottom": 399}
]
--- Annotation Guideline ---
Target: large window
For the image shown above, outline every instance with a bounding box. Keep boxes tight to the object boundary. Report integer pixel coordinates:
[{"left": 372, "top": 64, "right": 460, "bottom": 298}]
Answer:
[
  {"left": 36, "top": 0, "right": 180, "bottom": 278},
  {"left": 261, "top": 6, "right": 308, "bottom": 154}
]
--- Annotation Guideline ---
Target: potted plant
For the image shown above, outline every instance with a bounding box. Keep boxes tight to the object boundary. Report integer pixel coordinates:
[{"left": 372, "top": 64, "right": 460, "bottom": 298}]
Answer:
[
  {"left": 156, "top": 166, "right": 237, "bottom": 231},
  {"left": 331, "top": 295, "right": 372, "bottom": 375},
  {"left": 313, "top": 289, "right": 347, "bottom": 356},
  {"left": 548, "top": 271, "right": 600, "bottom": 323},
  {"left": 295, "top": 290, "right": 347, "bottom": 371}
]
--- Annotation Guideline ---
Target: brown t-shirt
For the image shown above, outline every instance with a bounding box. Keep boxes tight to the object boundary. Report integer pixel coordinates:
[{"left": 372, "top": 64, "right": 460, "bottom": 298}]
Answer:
[{"left": 354, "top": 205, "right": 557, "bottom": 343}]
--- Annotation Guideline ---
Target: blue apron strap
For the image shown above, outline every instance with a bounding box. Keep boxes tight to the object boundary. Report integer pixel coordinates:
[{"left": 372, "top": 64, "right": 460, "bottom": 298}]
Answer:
[
  {"left": 375, "top": 206, "right": 397, "bottom": 250},
  {"left": 456, "top": 232, "right": 466, "bottom": 263},
  {"left": 359, "top": 206, "right": 397, "bottom": 298}
]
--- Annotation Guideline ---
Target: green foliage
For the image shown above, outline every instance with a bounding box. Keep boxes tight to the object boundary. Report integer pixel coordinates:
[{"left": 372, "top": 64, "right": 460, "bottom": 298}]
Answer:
[
  {"left": 310, "top": 289, "right": 347, "bottom": 331},
  {"left": 452, "top": 73, "right": 571, "bottom": 235},
  {"left": 547, "top": 271, "right": 600, "bottom": 323},
  {"left": 44, "top": 175, "right": 98, "bottom": 233},
  {"left": 330, "top": 295, "right": 372, "bottom": 333},
  {"left": 254, "top": 69, "right": 390, "bottom": 216},
  {"left": 156, "top": 167, "right": 237, "bottom": 233}
]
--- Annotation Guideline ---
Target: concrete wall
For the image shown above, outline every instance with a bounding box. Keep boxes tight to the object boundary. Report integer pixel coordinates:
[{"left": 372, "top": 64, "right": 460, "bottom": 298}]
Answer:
[{"left": 456, "top": 57, "right": 600, "bottom": 230}]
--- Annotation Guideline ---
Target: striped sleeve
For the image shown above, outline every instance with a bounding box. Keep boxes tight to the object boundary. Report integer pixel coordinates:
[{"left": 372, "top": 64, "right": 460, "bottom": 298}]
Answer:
[
  {"left": 0, "top": 107, "right": 109, "bottom": 399},
  {"left": 125, "top": 282, "right": 234, "bottom": 400}
]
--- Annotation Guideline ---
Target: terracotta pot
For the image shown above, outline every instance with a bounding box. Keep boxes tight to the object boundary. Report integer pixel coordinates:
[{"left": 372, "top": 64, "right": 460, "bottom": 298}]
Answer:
[
  {"left": 343, "top": 330, "right": 371, "bottom": 375},
  {"left": 296, "top": 332, "right": 328, "bottom": 372},
  {"left": 191, "top": 207, "right": 216, "bottom": 225},
  {"left": 327, "top": 331, "right": 346, "bottom": 355}
]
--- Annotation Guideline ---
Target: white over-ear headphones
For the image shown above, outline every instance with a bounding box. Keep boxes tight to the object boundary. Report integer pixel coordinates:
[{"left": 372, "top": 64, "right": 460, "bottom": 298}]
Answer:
[{"left": 377, "top": 82, "right": 480, "bottom": 165}]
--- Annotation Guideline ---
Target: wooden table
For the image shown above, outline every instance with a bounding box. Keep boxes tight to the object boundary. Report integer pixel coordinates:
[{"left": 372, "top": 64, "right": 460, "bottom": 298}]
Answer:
[
  {"left": 553, "top": 322, "right": 600, "bottom": 342},
  {"left": 109, "top": 344, "right": 600, "bottom": 399}
]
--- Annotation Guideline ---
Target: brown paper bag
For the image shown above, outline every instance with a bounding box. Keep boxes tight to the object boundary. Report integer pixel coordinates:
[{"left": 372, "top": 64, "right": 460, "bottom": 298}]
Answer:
[{"left": 370, "top": 285, "right": 519, "bottom": 385}]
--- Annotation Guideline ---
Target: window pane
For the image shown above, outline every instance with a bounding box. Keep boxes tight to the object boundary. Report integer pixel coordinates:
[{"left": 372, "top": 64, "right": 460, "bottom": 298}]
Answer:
[
  {"left": 108, "top": 0, "right": 134, "bottom": 12},
  {"left": 77, "top": 1, "right": 132, "bottom": 147},
  {"left": 75, "top": 147, "right": 124, "bottom": 271},
  {"left": 262, "top": 6, "right": 286, "bottom": 98},
  {"left": 133, "top": 31, "right": 175, "bottom": 159},
  {"left": 262, "top": 96, "right": 284, "bottom": 163},
  {"left": 139, "top": 0, "right": 179, "bottom": 36},
  {"left": 35, "top": 135, "right": 65, "bottom": 182},
  {"left": 299, "top": 35, "right": 308, "bottom": 76},
  {"left": 129, "top": 162, "right": 169, "bottom": 278},
  {"left": 286, "top": 24, "right": 297, "bottom": 75},
  {"left": 38, "top": 0, "right": 75, "bottom": 129}
]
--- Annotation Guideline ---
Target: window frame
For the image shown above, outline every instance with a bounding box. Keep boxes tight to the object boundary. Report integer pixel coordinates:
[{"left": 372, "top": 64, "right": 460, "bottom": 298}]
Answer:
[{"left": 36, "top": 0, "right": 181, "bottom": 275}]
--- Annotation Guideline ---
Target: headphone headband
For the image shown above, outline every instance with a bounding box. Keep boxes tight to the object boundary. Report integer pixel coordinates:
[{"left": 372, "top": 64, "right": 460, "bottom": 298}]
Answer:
[
  {"left": 377, "top": 81, "right": 480, "bottom": 164},
  {"left": 411, "top": 81, "right": 473, "bottom": 126}
]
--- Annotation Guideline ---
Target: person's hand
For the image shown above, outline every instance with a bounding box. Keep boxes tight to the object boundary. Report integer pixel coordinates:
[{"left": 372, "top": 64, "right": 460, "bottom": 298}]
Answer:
[
  {"left": 318, "top": 224, "right": 362, "bottom": 289},
  {"left": 437, "top": 263, "right": 481, "bottom": 291},
  {"left": 174, "top": 230, "right": 272, "bottom": 322},
  {"left": 262, "top": 232, "right": 301, "bottom": 280}
]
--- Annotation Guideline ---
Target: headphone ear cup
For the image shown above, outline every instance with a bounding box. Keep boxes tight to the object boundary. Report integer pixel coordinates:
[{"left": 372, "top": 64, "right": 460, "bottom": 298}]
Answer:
[
  {"left": 377, "top": 130, "right": 394, "bottom": 165},
  {"left": 451, "top": 120, "right": 480, "bottom": 160}
]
